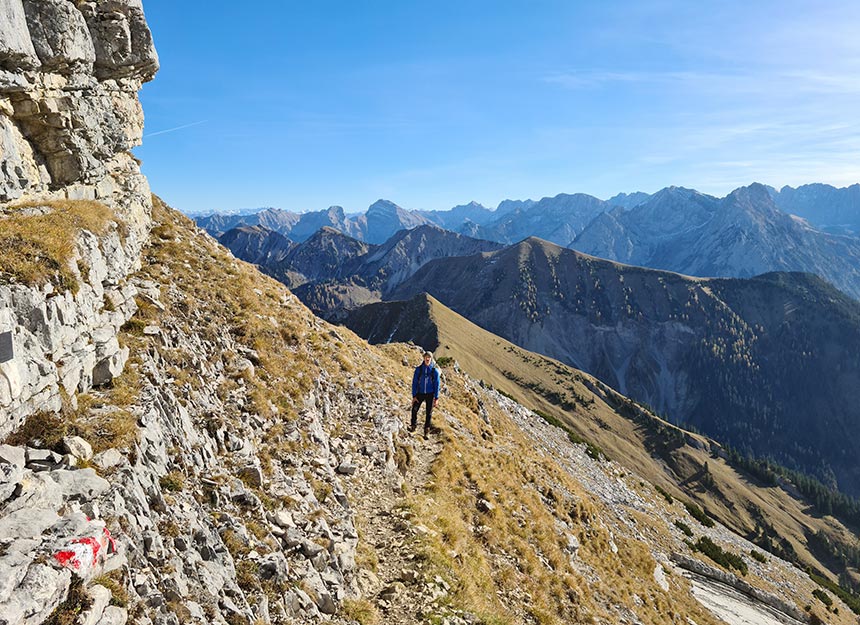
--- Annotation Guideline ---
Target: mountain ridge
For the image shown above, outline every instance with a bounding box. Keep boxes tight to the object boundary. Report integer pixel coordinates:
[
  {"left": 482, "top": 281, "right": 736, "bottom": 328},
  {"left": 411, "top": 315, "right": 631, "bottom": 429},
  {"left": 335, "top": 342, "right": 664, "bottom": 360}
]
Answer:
[{"left": 199, "top": 181, "right": 860, "bottom": 300}]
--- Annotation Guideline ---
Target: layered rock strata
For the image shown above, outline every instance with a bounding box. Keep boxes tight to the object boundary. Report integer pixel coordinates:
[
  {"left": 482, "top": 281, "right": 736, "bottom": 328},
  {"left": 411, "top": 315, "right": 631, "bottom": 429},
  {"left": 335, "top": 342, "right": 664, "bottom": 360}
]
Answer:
[{"left": 1, "top": 0, "right": 158, "bottom": 435}]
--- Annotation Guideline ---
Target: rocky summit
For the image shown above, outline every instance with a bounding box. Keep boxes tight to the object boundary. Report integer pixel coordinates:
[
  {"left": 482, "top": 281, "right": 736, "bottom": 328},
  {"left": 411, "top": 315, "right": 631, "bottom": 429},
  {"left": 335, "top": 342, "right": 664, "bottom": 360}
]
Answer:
[{"left": 1, "top": 3, "right": 859, "bottom": 625}]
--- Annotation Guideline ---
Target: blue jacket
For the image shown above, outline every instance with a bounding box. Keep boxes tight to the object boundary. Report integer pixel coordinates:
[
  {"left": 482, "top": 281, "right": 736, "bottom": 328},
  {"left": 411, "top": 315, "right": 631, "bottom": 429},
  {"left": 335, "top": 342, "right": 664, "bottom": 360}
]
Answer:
[{"left": 412, "top": 363, "right": 440, "bottom": 398}]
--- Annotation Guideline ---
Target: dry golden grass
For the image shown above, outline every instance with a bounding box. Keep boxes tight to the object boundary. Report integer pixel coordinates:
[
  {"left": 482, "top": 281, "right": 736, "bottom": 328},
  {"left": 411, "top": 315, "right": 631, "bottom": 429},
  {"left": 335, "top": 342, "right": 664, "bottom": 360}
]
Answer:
[
  {"left": 4, "top": 390, "right": 136, "bottom": 454},
  {"left": 143, "top": 197, "right": 320, "bottom": 427},
  {"left": 4, "top": 410, "right": 67, "bottom": 449},
  {"left": 417, "top": 294, "right": 860, "bottom": 598},
  {"left": 0, "top": 200, "right": 123, "bottom": 293},
  {"left": 341, "top": 598, "right": 380, "bottom": 625}
]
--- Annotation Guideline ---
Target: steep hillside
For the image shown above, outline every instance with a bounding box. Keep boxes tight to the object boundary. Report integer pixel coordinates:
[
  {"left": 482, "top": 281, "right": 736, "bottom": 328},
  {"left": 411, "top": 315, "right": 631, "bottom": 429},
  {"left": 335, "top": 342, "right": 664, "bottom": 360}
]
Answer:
[
  {"left": 346, "top": 293, "right": 860, "bottom": 592},
  {"left": 574, "top": 184, "right": 860, "bottom": 299},
  {"left": 388, "top": 238, "right": 860, "bottom": 497},
  {"left": 4, "top": 196, "right": 852, "bottom": 625}
]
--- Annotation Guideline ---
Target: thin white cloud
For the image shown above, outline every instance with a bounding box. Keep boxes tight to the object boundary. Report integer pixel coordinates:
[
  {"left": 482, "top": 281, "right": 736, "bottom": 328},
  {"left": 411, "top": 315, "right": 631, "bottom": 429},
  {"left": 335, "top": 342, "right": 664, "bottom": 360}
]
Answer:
[{"left": 144, "top": 120, "right": 209, "bottom": 138}]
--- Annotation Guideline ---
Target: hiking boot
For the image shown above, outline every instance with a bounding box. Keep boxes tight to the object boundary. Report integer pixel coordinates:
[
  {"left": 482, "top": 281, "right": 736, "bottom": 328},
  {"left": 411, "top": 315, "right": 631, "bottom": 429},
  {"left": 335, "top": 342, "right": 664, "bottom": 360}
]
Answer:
[
  {"left": 408, "top": 423, "right": 416, "bottom": 432},
  {"left": 423, "top": 428, "right": 430, "bottom": 440}
]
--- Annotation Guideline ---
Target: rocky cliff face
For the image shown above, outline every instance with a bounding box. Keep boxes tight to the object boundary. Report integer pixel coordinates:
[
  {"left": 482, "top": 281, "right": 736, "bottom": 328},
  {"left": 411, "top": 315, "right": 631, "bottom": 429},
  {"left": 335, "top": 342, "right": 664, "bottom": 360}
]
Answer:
[
  {"left": 1, "top": 0, "right": 157, "bottom": 205},
  {"left": 0, "top": 2, "right": 159, "bottom": 622},
  {"left": 1, "top": 0, "right": 158, "bottom": 436}
]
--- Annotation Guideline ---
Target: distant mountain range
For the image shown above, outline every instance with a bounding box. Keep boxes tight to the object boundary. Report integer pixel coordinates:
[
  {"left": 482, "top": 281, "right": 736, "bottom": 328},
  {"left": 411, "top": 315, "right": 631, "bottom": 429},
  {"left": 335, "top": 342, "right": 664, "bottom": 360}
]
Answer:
[
  {"left": 197, "top": 200, "right": 433, "bottom": 245},
  {"left": 218, "top": 224, "right": 503, "bottom": 319},
  {"left": 198, "top": 182, "right": 860, "bottom": 299},
  {"left": 769, "top": 183, "right": 860, "bottom": 235},
  {"left": 573, "top": 184, "right": 860, "bottom": 299}
]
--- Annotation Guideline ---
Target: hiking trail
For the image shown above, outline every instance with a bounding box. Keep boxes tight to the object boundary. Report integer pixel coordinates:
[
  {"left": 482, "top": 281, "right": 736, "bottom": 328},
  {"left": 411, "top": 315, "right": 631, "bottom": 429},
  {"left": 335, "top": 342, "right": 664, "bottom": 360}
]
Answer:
[{"left": 350, "top": 421, "right": 446, "bottom": 624}]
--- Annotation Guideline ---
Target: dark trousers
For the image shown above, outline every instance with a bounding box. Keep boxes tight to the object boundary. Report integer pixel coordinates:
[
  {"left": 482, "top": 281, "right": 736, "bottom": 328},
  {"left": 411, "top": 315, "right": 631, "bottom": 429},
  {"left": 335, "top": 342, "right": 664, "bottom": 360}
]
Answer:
[{"left": 411, "top": 393, "right": 435, "bottom": 431}]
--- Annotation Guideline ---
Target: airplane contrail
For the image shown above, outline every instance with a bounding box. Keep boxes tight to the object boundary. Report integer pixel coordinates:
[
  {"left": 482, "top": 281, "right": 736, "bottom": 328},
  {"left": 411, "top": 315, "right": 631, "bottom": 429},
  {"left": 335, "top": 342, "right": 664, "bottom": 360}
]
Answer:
[{"left": 144, "top": 119, "right": 209, "bottom": 138}]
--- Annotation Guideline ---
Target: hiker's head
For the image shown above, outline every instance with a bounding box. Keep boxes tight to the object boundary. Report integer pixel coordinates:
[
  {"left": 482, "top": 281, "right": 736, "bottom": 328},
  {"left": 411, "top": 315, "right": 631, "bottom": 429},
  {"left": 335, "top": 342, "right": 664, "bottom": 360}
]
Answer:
[{"left": 423, "top": 351, "right": 433, "bottom": 363}]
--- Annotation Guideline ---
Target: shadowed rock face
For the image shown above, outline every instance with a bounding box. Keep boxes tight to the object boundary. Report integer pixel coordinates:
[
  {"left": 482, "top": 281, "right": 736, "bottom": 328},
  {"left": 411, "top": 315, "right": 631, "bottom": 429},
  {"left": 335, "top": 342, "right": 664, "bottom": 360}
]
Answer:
[{"left": 1, "top": 0, "right": 158, "bottom": 202}]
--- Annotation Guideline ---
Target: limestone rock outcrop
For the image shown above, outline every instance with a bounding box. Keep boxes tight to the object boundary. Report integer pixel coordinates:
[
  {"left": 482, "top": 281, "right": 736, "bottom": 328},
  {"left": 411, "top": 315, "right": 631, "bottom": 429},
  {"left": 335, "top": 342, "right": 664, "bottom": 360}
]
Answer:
[
  {"left": 1, "top": 0, "right": 157, "bottom": 202},
  {"left": 1, "top": 0, "right": 158, "bottom": 436},
  {"left": 0, "top": 217, "right": 142, "bottom": 436}
]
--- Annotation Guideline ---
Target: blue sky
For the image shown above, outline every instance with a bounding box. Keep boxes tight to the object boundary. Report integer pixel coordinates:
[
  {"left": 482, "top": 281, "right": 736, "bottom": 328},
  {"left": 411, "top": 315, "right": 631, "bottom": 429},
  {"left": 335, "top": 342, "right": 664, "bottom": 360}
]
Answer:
[{"left": 135, "top": 1, "right": 860, "bottom": 214}]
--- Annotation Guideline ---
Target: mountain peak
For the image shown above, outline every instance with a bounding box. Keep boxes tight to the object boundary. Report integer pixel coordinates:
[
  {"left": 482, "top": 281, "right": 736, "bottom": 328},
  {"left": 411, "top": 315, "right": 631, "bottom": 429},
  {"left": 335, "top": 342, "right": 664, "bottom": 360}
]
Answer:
[
  {"left": 367, "top": 199, "right": 404, "bottom": 215},
  {"left": 326, "top": 205, "right": 346, "bottom": 219},
  {"left": 725, "top": 182, "right": 779, "bottom": 209}
]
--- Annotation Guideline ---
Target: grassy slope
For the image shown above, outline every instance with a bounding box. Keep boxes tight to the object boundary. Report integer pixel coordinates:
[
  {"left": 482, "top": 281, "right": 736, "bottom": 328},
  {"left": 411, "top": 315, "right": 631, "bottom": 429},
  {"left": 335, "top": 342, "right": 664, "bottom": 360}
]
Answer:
[{"left": 422, "top": 292, "right": 860, "bottom": 588}]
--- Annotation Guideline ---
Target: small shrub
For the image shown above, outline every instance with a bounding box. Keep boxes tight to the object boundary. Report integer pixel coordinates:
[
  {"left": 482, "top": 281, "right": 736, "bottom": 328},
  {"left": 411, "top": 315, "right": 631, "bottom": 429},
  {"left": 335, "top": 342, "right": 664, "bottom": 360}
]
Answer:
[
  {"left": 655, "top": 484, "right": 674, "bottom": 504},
  {"left": 76, "top": 408, "right": 137, "bottom": 452},
  {"left": 674, "top": 520, "right": 693, "bottom": 537},
  {"left": 45, "top": 576, "right": 93, "bottom": 625},
  {"left": 159, "top": 471, "right": 185, "bottom": 492},
  {"left": 5, "top": 411, "right": 67, "bottom": 450},
  {"left": 222, "top": 528, "right": 251, "bottom": 558},
  {"left": 684, "top": 500, "right": 715, "bottom": 528},
  {"left": 121, "top": 317, "right": 147, "bottom": 336},
  {"left": 692, "top": 536, "right": 747, "bottom": 576},
  {"left": 308, "top": 475, "right": 332, "bottom": 503},
  {"left": 436, "top": 356, "right": 454, "bottom": 368},
  {"left": 92, "top": 571, "right": 129, "bottom": 607},
  {"left": 750, "top": 549, "right": 767, "bottom": 564},
  {"left": 235, "top": 559, "right": 260, "bottom": 592},
  {"left": 813, "top": 588, "right": 833, "bottom": 607}
]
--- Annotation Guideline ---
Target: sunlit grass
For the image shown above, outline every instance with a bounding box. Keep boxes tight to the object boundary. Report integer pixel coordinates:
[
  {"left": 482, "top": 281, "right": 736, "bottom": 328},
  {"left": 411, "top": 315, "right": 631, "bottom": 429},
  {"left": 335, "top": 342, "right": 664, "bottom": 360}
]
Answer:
[{"left": 0, "top": 200, "right": 123, "bottom": 293}]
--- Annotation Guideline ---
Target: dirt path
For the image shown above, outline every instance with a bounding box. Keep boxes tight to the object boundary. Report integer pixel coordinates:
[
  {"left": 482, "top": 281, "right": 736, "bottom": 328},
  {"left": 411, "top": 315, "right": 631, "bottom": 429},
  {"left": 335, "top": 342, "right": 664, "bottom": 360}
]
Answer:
[{"left": 353, "top": 426, "right": 445, "bottom": 624}]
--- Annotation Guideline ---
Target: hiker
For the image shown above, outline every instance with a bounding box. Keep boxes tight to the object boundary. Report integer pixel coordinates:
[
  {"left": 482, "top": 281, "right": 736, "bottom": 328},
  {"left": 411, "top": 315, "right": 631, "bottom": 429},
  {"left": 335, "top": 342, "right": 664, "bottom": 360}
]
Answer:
[{"left": 410, "top": 350, "right": 440, "bottom": 439}]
